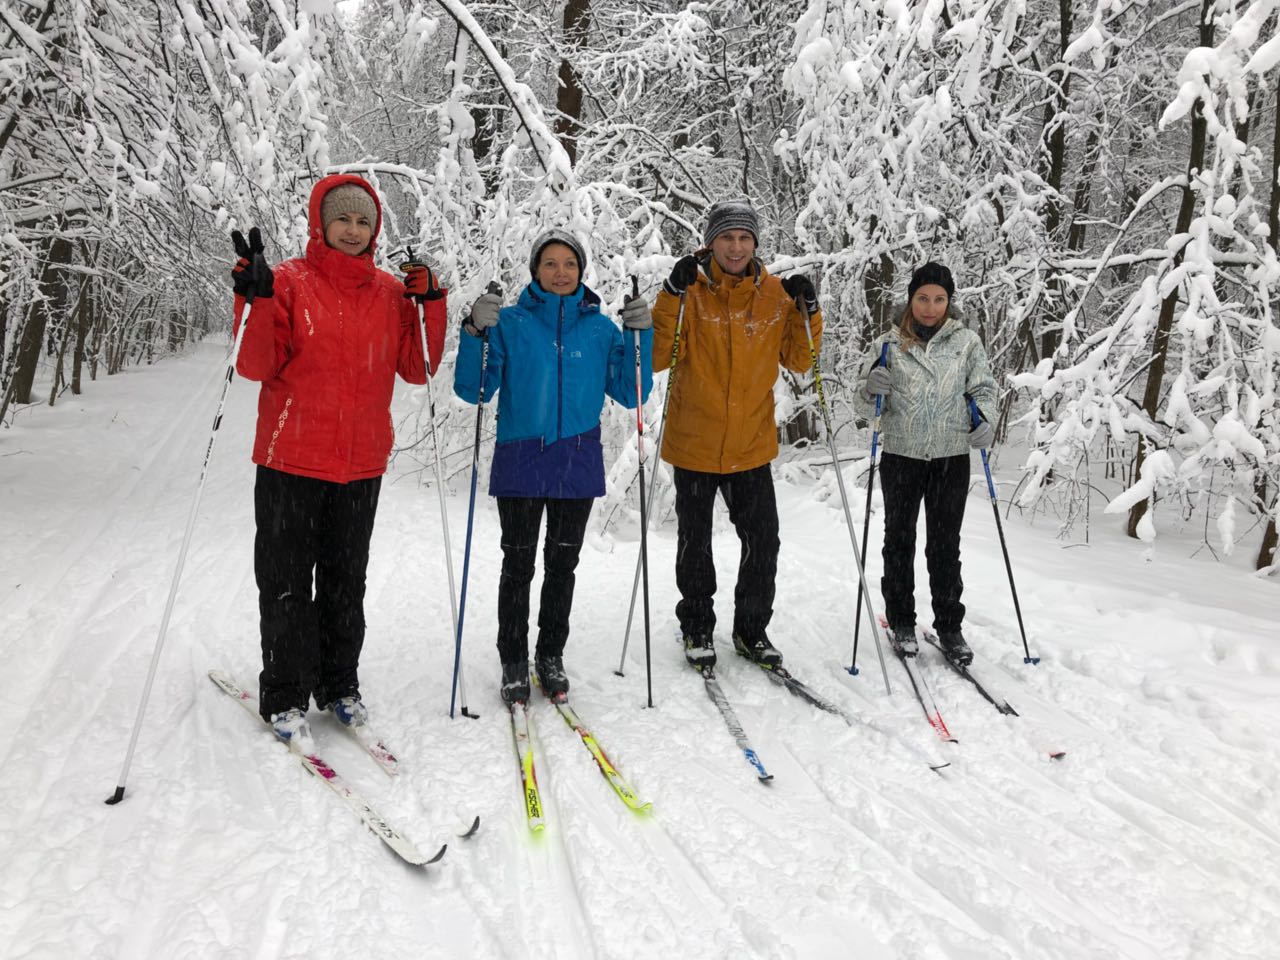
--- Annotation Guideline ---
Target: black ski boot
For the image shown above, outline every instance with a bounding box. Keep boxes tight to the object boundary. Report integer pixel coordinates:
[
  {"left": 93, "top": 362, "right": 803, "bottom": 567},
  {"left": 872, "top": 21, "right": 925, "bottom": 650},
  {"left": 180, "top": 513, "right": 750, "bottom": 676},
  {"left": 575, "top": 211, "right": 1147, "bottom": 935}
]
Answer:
[
  {"left": 683, "top": 632, "right": 716, "bottom": 667},
  {"left": 534, "top": 655, "right": 569, "bottom": 700},
  {"left": 500, "top": 661, "right": 530, "bottom": 704},
  {"left": 938, "top": 631, "right": 973, "bottom": 666},
  {"left": 888, "top": 624, "right": 919, "bottom": 657},
  {"left": 732, "top": 632, "right": 783, "bottom": 667}
]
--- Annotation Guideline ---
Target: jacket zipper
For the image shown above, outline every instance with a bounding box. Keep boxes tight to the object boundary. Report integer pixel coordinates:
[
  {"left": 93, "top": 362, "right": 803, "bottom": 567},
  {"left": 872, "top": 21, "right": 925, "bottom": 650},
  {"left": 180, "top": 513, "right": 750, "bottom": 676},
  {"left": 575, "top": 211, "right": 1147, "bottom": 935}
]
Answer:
[{"left": 557, "top": 297, "right": 564, "bottom": 442}]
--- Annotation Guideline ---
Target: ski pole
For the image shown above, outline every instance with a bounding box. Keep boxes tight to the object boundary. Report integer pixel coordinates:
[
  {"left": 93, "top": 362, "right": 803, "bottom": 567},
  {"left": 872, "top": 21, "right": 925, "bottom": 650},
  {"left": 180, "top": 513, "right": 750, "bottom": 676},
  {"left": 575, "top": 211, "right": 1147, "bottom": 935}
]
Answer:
[
  {"left": 965, "top": 394, "right": 1038, "bottom": 665},
  {"left": 453, "top": 282, "right": 500, "bottom": 718},
  {"left": 794, "top": 295, "right": 892, "bottom": 695},
  {"left": 615, "top": 290, "right": 685, "bottom": 677},
  {"left": 400, "top": 250, "right": 477, "bottom": 718},
  {"left": 106, "top": 292, "right": 254, "bottom": 804},
  {"left": 627, "top": 277, "right": 654, "bottom": 707},
  {"left": 849, "top": 342, "right": 889, "bottom": 675}
]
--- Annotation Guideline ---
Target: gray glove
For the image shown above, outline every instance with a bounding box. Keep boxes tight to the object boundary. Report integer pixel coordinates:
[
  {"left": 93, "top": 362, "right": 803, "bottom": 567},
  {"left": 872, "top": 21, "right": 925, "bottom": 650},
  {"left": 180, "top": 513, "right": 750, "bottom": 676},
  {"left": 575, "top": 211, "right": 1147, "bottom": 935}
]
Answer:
[
  {"left": 864, "top": 365, "right": 892, "bottom": 399},
  {"left": 968, "top": 420, "right": 994, "bottom": 449},
  {"left": 621, "top": 295, "right": 652, "bottom": 330},
  {"left": 464, "top": 290, "right": 502, "bottom": 337}
]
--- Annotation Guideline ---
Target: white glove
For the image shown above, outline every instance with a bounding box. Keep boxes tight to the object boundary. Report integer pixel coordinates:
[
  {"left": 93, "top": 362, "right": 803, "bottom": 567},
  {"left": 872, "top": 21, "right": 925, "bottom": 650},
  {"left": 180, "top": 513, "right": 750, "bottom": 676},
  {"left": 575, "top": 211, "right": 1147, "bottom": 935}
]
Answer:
[
  {"left": 864, "top": 366, "right": 891, "bottom": 399},
  {"left": 968, "top": 420, "right": 994, "bottom": 449},
  {"left": 621, "top": 296, "right": 652, "bottom": 330},
  {"left": 464, "top": 289, "right": 501, "bottom": 336}
]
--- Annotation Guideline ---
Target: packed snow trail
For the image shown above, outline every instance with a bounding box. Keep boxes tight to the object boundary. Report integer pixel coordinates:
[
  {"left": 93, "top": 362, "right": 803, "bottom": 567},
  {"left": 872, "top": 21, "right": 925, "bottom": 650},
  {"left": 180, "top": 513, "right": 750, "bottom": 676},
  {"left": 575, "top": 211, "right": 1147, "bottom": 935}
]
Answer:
[{"left": 1, "top": 341, "right": 1277, "bottom": 959}]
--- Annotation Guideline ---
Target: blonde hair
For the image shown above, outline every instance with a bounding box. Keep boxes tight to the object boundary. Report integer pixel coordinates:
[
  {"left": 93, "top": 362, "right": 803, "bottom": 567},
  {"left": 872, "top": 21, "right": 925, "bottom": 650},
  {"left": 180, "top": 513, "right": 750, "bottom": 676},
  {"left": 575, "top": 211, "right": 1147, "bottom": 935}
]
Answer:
[
  {"left": 896, "top": 302, "right": 922, "bottom": 350},
  {"left": 896, "top": 299, "right": 953, "bottom": 350}
]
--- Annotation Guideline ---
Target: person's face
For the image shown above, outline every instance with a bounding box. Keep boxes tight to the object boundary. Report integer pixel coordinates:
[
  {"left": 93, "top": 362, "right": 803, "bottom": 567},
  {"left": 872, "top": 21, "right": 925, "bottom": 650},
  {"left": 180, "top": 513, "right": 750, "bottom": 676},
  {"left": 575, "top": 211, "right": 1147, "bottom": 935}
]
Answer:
[
  {"left": 324, "top": 212, "right": 373, "bottom": 257},
  {"left": 911, "top": 284, "right": 949, "bottom": 327},
  {"left": 710, "top": 229, "right": 756, "bottom": 276},
  {"left": 535, "top": 243, "right": 581, "bottom": 295}
]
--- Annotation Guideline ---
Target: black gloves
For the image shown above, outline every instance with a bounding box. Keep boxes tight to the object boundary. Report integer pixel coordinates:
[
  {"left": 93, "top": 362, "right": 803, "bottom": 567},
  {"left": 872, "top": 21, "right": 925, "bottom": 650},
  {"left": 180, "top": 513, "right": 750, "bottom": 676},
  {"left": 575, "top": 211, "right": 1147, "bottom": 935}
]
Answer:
[
  {"left": 231, "top": 228, "right": 274, "bottom": 301},
  {"left": 663, "top": 255, "right": 700, "bottom": 296},
  {"left": 781, "top": 274, "right": 818, "bottom": 316}
]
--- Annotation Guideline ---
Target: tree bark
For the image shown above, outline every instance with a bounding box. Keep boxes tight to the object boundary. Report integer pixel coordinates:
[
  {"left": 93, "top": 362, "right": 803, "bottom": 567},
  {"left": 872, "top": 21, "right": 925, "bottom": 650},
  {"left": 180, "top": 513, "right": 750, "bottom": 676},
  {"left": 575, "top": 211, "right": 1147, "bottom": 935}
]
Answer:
[
  {"left": 1257, "top": 66, "right": 1280, "bottom": 570},
  {"left": 1127, "top": 1, "right": 1213, "bottom": 538},
  {"left": 554, "top": 0, "right": 592, "bottom": 167},
  {"left": 1037, "top": 0, "right": 1075, "bottom": 361},
  {"left": 9, "top": 232, "right": 73, "bottom": 405}
]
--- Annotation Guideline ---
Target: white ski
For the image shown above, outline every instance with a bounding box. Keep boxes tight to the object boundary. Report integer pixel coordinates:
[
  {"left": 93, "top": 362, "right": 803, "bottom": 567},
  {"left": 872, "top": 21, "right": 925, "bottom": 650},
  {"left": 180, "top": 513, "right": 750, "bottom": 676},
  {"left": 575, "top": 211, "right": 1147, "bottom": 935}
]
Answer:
[{"left": 208, "top": 670, "right": 447, "bottom": 866}]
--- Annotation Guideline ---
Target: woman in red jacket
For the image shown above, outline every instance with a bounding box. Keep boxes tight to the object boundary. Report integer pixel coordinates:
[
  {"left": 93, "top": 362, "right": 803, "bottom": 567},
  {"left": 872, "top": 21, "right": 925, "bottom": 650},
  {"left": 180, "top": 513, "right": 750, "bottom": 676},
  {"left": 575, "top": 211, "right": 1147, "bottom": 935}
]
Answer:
[{"left": 232, "top": 174, "right": 446, "bottom": 746}]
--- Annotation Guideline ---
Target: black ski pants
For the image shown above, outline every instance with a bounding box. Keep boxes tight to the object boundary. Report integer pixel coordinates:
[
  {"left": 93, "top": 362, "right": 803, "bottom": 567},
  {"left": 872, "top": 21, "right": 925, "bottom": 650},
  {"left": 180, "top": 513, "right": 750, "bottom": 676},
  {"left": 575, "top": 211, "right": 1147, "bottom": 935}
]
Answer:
[
  {"left": 495, "top": 496, "right": 594, "bottom": 665},
  {"left": 254, "top": 466, "right": 380, "bottom": 719},
  {"left": 879, "top": 452, "right": 969, "bottom": 635},
  {"left": 673, "top": 464, "right": 780, "bottom": 642}
]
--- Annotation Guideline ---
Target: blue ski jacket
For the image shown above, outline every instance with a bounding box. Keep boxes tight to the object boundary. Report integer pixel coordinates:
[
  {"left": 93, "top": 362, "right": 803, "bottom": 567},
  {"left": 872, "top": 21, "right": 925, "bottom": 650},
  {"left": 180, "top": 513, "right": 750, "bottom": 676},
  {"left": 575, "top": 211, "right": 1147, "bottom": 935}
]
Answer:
[{"left": 453, "top": 282, "right": 654, "bottom": 498}]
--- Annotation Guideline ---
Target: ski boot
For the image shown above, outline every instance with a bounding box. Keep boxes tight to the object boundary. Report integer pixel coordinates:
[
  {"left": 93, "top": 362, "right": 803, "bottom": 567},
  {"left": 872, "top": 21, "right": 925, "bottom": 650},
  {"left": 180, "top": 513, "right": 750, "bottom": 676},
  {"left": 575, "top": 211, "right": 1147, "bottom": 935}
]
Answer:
[
  {"left": 683, "top": 632, "right": 716, "bottom": 667},
  {"left": 500, "top": 661, "right": 531, "bottom": 705},
  {"left": 270, "top": 708, "right": 315, "bottom": 751},
  {"left": 534, "top": 656, "right": 569, "bottom": 700},
  {"left": 888, "top": 624, "right": 919, "bottom": 657},
  {"left": 326, "top": 696, "right": 368, "bottom": 728},
  {"left": 732, "top": 632, "right": 783, "bottom": 667},
  {"left": 938, "top": 631, "right": 973, "bottom": 667}
]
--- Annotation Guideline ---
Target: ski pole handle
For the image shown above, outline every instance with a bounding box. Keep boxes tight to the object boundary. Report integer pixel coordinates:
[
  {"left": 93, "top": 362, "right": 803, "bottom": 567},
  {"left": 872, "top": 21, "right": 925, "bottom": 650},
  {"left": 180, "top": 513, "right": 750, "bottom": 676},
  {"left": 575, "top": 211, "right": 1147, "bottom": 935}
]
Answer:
[
  {"left": 873, "top": 342, "right": 888, "bottom": 417},
  {"left": 965, "top": 393, "right": 998, "bottom": 501},
  {"left": 398, "top": 246, "right": 428, "bottom": 272},
  {"left": 629, "top": 275, "right": 644, "bottom": 452},
  {"left": 965, "top": 393, "right": 982, "bottom": 431}
]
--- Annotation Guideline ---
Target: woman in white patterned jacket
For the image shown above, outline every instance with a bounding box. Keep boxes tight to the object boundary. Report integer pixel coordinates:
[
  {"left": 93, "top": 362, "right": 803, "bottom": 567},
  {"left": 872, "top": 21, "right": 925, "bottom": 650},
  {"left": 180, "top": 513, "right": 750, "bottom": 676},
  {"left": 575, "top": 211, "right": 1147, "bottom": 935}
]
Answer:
[{"left": 859, "top": 262, "right": 996, "bottom": 666}]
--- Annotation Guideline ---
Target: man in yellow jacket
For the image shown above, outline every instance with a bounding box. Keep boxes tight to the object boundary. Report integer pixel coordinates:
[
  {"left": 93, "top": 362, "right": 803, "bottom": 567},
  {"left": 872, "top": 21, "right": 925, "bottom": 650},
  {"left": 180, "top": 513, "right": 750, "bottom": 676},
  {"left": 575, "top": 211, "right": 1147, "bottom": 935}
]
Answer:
[{"left": 652, "top": 199, "right": 822, "bottom": 667}]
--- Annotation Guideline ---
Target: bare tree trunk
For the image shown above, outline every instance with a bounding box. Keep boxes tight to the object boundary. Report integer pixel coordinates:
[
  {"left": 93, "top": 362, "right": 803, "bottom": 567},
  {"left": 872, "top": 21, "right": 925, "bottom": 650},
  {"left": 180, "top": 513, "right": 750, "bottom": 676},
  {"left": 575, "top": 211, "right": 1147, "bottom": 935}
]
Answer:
[
  {"left": 48, "top": 310, "right": 72, "bottom": 405},
  {"left": 88, "top": 283, "right": 108, "bottom": 382},
  {"left": 72, "top": 283, "right": 90, "bottom": 395},
  {"left": 554, "top": 0, "right": 592, "bottom": 167},
  {"left": 1037, "top": 0, "right": 1075, "bottom": 361},
  {"left": 860, "top": 217, "right": 896, "bottom": 343},
  {"left": 49, "top": 275, "right": 91, "bottom": 405},
  {"left": 0, "top": 287, "right": 8, "bottom": 371},
  {"left": 1258, "top": 68, "right": 1280, "bottom": 569},
  {"left": 1127, "top": 1, "right": 1213, "bottom": 539},
  {"left": 9, "top": 231, "right": 73, "bottom": 405}
]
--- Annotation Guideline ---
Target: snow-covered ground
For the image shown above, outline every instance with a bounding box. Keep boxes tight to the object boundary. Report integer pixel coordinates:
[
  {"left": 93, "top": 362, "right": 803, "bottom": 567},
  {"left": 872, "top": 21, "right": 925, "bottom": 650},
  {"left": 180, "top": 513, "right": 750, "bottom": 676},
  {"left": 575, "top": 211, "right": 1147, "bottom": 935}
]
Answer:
[{"left": 1, "top": 341, "right": 1277, "bottom": 960}]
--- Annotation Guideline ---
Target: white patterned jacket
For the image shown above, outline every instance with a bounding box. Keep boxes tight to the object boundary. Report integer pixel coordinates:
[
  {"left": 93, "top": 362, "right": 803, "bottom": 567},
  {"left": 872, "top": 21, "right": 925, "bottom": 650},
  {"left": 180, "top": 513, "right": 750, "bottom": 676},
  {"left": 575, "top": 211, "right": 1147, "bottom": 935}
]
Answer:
[{"left": 858, "top": 317, "right": 997, "bottom": 461}]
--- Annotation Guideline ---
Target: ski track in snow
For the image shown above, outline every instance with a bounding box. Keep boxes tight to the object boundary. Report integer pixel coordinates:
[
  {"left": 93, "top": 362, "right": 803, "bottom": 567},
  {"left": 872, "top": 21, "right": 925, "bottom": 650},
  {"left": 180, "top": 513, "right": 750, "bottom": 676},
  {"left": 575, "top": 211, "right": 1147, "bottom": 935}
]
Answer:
[{"left": 1, "top": 341, "right": 1278, "bottom": 959}]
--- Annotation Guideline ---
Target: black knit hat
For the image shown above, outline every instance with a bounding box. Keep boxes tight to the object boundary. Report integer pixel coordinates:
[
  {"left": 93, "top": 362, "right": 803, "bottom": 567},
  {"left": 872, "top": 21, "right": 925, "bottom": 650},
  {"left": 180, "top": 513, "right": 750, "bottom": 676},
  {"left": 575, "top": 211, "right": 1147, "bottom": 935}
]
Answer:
[
  {"left": 529, "top": 228, "right": 587, "bottom": 280},
  {"left": 908, "top": 262, "right": 955, "bottom": 300},
  {"left": 703, "top": 199, "right": 760, "bottom": 247}
]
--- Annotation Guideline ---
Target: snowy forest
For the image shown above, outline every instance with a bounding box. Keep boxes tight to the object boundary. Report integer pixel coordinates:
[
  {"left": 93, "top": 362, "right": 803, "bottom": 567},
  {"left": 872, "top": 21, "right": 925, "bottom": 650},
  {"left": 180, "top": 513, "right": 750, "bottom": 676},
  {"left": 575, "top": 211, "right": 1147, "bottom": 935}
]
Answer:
[
  {"left": 4, "top": 4, "right": 1280, "bottom": 959},
  {"left": 3, "top": 0, "right": 1279, "bottom": 570}
]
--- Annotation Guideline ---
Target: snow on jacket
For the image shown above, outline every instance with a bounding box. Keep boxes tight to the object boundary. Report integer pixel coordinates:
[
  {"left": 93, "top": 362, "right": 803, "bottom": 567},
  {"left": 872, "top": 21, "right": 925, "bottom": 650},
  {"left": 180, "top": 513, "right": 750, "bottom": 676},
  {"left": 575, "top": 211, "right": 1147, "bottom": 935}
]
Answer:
[
  {"left": 858, "top": 317, "right": 997, "bottom": 461},
  {"left": 233, "top": 174, "right": 446, "bottom": 484},
  {"left": 452, "top": 281, "right": 654, "bottom": 499},
  {"left": 651, "top": 255, "right": 820, "bottom": 475}
]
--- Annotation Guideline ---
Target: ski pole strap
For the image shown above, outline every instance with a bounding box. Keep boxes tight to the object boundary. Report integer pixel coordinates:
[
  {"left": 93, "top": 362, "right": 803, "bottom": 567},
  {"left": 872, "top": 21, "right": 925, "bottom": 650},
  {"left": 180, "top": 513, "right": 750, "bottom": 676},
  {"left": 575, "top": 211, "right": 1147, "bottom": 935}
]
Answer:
[
  {"left": 794, "top": 295, "right": 827, "bottom": 410},
  {"left": 964, "top": 392, "right": 982, "bottom": 430},
  {"left": 965, "top": 393, "right": 998, "bottom": 501},
  {"left": 872, "top": 342, "right": 888, "bottom": 420},
  {"left": 398, "top": 245, "right": 428, "bottom": 273}
]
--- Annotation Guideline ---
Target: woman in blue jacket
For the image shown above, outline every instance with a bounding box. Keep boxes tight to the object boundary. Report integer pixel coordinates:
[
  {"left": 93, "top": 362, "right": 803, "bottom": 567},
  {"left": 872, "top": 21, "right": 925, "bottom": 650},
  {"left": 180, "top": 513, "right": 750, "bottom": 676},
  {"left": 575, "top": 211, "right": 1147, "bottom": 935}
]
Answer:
[{"left": 454, "top": 230, "right": 653, "bottom": 703}]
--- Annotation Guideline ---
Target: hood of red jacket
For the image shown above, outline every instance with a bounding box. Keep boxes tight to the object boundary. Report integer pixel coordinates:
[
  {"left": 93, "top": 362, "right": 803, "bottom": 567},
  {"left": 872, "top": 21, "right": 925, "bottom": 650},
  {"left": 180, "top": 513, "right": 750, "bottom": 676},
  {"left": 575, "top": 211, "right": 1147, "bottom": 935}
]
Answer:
[{"left": 307, "top": 174, "right": 383, "bottom": 256}]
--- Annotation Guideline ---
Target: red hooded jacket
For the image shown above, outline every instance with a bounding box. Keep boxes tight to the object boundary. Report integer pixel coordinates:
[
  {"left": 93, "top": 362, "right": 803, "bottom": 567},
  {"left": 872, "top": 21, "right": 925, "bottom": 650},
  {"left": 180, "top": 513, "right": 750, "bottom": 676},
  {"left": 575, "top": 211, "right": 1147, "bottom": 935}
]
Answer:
[{"left": 233, "top": 174, "right": 446, "bottom": 483}]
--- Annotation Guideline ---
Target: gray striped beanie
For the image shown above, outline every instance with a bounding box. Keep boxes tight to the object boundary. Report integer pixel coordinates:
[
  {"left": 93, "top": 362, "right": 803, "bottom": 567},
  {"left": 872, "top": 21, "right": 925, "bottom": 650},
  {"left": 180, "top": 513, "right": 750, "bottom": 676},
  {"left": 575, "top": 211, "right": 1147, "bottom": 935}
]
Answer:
[{"left": 703, "top": 199, "right": 759, "bottom": 246}]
